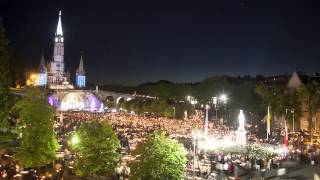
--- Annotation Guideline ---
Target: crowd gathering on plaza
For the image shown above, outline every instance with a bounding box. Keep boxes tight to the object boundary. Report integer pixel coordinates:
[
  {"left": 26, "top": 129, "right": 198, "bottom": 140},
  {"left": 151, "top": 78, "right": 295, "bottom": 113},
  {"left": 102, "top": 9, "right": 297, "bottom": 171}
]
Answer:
[
  {"left": 55, "top": 110, "right": 235, "bottom": 150},
  {"left": 51, "top": 110, "right": 320, "bottom": 179},
  {"left": 0, "top": 107, "right": 320, "bottom": 179}
]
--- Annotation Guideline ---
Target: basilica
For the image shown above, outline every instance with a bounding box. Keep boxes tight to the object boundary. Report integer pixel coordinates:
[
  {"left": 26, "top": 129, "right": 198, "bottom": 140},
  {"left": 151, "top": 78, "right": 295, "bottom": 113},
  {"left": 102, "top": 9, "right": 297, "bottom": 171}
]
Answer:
[{"left": 35, "top": 11, "right": 86, "bottom": 89}]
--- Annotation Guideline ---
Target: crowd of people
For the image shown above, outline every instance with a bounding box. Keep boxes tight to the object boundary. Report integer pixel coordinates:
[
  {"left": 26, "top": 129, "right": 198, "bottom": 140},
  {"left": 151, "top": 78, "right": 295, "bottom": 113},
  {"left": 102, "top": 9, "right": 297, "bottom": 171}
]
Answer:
[
  {"left": 2, "top": 108, "right": 320, "bottom": 179},
  {"left": 54, "top": 110, "right": 240, "bottom": 150}
]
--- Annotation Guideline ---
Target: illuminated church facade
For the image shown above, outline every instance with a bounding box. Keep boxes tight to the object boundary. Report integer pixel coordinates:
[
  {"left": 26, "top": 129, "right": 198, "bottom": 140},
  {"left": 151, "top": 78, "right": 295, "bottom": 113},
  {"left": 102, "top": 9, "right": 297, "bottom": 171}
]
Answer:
[{"left": 36, "top": 11, "right": 86, "bottom": 89}]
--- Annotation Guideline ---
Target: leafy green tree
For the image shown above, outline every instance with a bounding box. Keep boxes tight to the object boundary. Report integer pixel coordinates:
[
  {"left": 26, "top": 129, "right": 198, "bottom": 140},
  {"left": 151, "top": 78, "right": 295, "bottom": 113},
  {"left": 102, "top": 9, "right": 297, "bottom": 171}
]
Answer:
[
  {"left": 256, "top": 84, "right": 286, "bottom": 116},
  {"left": 71, "top": 120, "right": 120, "bottom": 178},
  {"left": 256, "top": 84, "right": 301, "bottom": 128},
  {"left": 298, "top": 81, "right": 320, "bottom": 131},
  {"left": 0, "top": 19, "right": 11, "bottom": 128},
  {"left": 136, "top": 80, "right": 192, "bottom": 100},
  {"left": 14, "top": 88, "right": 58, "bottom": 168},
  {"left": 174, "top": 102, "right": 195, "bottom": 119},
  {"left": 130, "top": 131, "right": 187, "bottom": 180}
]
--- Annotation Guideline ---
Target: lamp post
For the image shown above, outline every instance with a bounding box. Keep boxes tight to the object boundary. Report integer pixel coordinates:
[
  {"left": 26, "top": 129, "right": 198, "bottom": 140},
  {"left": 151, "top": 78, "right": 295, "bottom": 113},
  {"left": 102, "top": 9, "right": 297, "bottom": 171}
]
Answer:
[
  {"left": 204, "top": 104, "right": 210, "bottom": 137},
  {"left": 291, "top": 109, "right": 295, "bottom": 132},
  {"left": 219, "top": 94, "right": 227, "bottom": 125},
  {"left": 193, "top": 135, "right": 196, "bottom": 180},
  {"left": 191, "top": 130, "right": 201, "bottom": 180},
  {"left": 286, "top": 108, "right": 295, "bottom": 132},
  {"left": 212, "top": 97, "right": 218, "bottom": 121},
  {"left": 191, "top": 130, "right": 202, "bottom": 180},
  {"left": 71, "top": 134, "right": 79, "bottom": 145}
]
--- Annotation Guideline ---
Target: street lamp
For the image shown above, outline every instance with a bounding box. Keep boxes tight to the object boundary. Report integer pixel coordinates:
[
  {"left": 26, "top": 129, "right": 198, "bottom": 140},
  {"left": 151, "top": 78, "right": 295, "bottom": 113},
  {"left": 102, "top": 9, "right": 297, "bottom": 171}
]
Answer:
[
  {"left": 286, "top": 108, "right": 295, "bottom": 132},
  {"left": 191, "top": 130, "right": 201, "bottom": 180},
  {"left": 204, "top": 104, "right": 210, "bottom": 137},
  {"left": 71, "top": 134, "right": 79, "bottom": 145},
  {"left": 219, "top": 94, "right": 227, "bottom": 104},
  {"left": 291, "top": 109, "right": 295, "bottom": 132},
  {"left": 212, "top": 97, "right": 218, "bottom": 121},
  {"left": 218, "top": 94, "right": 228, "bottom": 124},
  {"left": 186, "top": 95, "right": 198, "bottom": 106}
]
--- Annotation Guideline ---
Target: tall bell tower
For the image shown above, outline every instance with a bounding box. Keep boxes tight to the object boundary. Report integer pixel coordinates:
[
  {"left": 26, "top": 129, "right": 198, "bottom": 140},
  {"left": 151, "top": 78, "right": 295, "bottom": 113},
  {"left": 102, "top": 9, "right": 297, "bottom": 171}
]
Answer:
[{"left": 50, "top": 10, "right": 65, "bottom": 83}]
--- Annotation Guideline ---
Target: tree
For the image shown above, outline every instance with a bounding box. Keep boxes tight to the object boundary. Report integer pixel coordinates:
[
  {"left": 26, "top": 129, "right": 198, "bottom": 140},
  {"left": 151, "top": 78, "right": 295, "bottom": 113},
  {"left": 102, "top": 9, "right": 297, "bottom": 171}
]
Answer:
[
  {"left": 14, "top": 88, "right": 59, "bottom": 168},
  {"left": 0, "top": 19, "right": 11, "bottom": 128},
  {"left": 298, "top": 81, "right": 320, "bottom": 131},
  {"left": 71, "top": 120, "right": 120, "bottom": 178},
  {"left": 256, "top": 84, "right": 301, "bottom": 131},
  {"left": 256, "top": 84, "right": 286, "bottom": 116},
  {"left": 130, "top": 131, "right": 187, "bottom": 180}
]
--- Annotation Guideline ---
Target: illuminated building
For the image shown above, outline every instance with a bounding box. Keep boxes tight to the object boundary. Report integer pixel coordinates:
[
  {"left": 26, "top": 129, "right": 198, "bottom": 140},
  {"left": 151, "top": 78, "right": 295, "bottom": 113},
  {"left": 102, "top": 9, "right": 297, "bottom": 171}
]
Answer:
[
  {"left": 31, "top": 10, "right": 85, "bottom": 89},
  {"left": 38, "top": 51, "right": 47, "bottom": 87},
  {"left": 76, "top": 55, "right": 86, "bottom": 88}
]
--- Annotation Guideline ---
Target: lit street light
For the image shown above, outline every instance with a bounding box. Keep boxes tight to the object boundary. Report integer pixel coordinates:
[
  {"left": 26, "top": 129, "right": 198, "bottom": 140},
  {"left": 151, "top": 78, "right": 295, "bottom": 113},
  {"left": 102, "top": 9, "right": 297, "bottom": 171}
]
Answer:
[
  {"left": 212, "top": 97, "right": 218, "bottom": 121},
  {"left": 286, "top": 108, "right": 295, "bottom": 132},
  {"left": 219, "top": 94, "right": 227, "bottom": 103},
  {"left": 71, "top": 134, "right": 79, "bottom": 145},
  {"left": 212, "top": 94, "right": 228, "bottom": 123},
  {"left": 204, "top": 104, "right": 210, "bottom": 137},
  {"left": 191, "top": 130, "right": 201, "bottom": 180}
]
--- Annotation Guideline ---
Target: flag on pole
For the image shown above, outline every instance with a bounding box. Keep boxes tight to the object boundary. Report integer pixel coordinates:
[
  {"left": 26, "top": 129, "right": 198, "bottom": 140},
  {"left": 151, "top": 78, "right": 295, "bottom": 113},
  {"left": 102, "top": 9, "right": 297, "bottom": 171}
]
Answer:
[
  {"left": 284, "top": 120, "right": 288, "bottom": 146},
  {"left": 267, "top": 106, "right": 271, "bottom": 139},
  {"left": 284, "top": 109, "right": 288, "bottom": 146}
]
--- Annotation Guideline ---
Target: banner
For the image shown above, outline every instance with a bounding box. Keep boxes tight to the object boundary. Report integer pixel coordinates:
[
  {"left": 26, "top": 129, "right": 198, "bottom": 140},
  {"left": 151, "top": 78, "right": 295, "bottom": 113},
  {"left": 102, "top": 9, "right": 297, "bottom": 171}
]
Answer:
[
  {"left": 267, "top": 106, "right": 271, "bottom": 139},
  {"left": 284, "top": 109, "right": 288, "bottom": 146}
]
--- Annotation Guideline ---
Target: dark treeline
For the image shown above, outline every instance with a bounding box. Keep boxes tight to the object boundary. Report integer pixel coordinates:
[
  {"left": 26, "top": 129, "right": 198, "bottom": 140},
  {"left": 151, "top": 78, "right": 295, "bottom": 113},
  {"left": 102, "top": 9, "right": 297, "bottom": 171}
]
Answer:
[{"left": 100, "top": 76, "right": 268, "bottom": 123}]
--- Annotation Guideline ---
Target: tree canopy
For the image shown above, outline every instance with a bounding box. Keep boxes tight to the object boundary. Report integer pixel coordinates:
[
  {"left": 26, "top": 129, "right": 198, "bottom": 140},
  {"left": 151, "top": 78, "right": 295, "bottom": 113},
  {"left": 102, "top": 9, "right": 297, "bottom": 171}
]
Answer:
[
  {"left": 298, "top": 80, "right": 320, "bottom": 131},
  {"left": 130, "top": 131, "right": 187, "bottom": 180},
  {"left": 71, "top": 120, "right": 120, "bottom": 177},
  {"left": 256, "top": 84, "right": 300, "bottom": 117},
  {"left": 121, "top": 98, "right": 194, "bottom": 118},
  {"left": 0, "top": 19, "right": 11, "bottom": 128},
  {"left": 14, "top": 88, "right": 58, "bottom": 168}
]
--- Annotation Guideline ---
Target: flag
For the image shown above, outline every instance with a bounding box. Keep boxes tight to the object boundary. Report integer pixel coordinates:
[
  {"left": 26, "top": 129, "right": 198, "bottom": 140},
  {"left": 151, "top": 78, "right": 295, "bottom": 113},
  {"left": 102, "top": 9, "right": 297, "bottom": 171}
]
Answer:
[
  {"left": 284, "top": 120, "right": 288, "bottom": 146},
  {"left": 284, "top": 109, "right": 288, "bottom": 146},
  {"left": 267, "top": 106, "right": 271, "bottom": 139}
]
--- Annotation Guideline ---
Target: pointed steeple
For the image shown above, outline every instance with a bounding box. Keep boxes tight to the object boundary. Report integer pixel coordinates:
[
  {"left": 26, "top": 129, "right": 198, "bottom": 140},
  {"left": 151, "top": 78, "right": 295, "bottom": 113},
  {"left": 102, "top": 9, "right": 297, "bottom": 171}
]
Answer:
[
  {"left": 39, "top": 50, "right": 47, "bottom": 73},
  {"left": 56, "top": 10, "right": 63, "bottom": 36},
  {"left": 77, "top": 53, "right": 85, "bottom": 75},
  {"left": 76, "top": 52, "right": 86, "bottom": 88}
]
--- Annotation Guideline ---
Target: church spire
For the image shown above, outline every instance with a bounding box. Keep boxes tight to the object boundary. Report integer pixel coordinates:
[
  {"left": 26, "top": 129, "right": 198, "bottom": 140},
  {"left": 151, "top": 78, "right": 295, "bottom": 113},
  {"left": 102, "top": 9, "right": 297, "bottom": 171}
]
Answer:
[
  {"left": 56, "top": 10, "right": 63, "bottom": 36},
  {"left": 39, "top": 50, "right": 47, "bottom": 73},
  {"left": 76, "top": 52, "right": 86, "bottom": 88},
  {"left": 77, "top": 53, "right": 85, "bottom": 75}
]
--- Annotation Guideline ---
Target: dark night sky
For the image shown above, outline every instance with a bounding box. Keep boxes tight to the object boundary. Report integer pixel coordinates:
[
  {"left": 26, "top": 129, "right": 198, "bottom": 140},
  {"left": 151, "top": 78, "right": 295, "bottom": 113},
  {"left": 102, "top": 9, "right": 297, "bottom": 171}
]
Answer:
[{"left": 2, "top": 0, "right": 320, "bottom": 85}]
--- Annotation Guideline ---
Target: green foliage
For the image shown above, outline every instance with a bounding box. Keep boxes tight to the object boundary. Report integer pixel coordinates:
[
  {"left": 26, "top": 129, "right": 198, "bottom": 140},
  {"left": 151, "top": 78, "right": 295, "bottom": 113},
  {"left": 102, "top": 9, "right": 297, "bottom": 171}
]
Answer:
[
  {"left": 256, "top": 84, "right": 300, "bottom": 117},
  {"left": 207, "top": 143, "right": 278, "bottom": 160},
  {"left": 130, "top": 131, "right": 187, "bottom": 180},
  {"left": 192, "top": 76, "right": 234, "bottom": 103},
  {"left": 136, "top": 80, "right": 192, "bottom": 100},
  {"left": 72, "top": 120, "right": 120, "bottom": 177},
  {"left": 14, "top": 88, "right": 59, "bottom": 168},
  {"left": 174, "top": 102, "right": 195, "bottom": 118},
  {"left": 246, "top": 144, "right": 278, "bottom": 160},
  {"left": 0, "top": 19, "right": 11, "bottom": 128},
  {"left": 298, "top": 80, "right": 320, "bottom": 131},
  {"left": 123, "top": 99, "right": 175, "bottom": 118},
  {"left": 0, "top": 130, "right": 18, "bottom": 142}
]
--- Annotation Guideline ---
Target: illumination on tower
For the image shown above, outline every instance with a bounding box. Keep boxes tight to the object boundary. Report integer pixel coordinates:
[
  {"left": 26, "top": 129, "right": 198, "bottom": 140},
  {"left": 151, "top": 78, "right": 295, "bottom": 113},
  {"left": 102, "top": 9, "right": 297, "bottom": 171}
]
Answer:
[
  {"left": 56, "top": 10, "right": 63, "bottom": 36},
  {"left": 38, "top": 51, "right": 47, "bottom": 86},
  {"left": 76, "top": 54, "right": 86, "bottom": 88}
]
